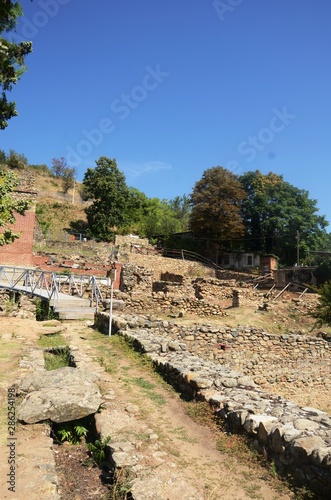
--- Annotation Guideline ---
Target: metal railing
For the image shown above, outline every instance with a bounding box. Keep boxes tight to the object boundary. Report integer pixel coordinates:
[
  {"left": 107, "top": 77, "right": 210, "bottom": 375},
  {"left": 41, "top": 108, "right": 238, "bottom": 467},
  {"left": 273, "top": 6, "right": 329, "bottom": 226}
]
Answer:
[
  {"left": 56, "top": 273, "right": 104, "bottom": 309},
  {"left": 0, "top": 266, "right": 103, "bottom": 308},
  {"left": 162, "top": 248, "right": 224, "bottom": 271}
]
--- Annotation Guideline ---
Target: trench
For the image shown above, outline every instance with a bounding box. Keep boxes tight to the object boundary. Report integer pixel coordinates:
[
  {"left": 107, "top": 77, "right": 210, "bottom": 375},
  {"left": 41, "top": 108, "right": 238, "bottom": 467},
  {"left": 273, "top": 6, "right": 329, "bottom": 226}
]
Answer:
[{"left": 45, "top": 348, "right": 134, "bottom": 498}]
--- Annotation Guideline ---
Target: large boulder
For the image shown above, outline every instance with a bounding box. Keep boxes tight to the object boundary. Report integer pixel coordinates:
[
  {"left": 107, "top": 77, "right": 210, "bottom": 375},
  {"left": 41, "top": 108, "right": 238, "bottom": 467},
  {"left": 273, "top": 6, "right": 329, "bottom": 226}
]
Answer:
[{"left": 18, "top": 367, "right": 102, "bottom": 424}]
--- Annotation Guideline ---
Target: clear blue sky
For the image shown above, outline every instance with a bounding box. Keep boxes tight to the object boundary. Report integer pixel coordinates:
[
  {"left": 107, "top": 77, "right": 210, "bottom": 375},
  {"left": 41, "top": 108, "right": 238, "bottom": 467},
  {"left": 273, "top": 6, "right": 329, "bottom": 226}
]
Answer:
[{"left": 2, "top": 0, "right": 331, "bottom": 227}]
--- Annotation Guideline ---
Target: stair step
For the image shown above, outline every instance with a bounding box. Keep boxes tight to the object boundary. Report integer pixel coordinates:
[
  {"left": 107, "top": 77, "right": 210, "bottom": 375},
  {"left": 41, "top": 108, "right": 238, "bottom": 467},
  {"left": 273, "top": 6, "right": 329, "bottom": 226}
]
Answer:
[
  {"left": 57, "top": 311, "right": 95, "bottom": 320},
  {"left": 53, "top": 306, "right": 95, "bottom": 312},
  {"left": 51, "top": 298, "right": 91, "bottom": 308}
]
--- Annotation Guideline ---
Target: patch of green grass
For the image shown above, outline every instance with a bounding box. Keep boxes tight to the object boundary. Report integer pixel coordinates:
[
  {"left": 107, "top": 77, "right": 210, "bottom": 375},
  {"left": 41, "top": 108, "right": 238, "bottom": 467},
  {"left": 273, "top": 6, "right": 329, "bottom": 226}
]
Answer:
[
  {"left": 37, "top": 332, "right": 68, "bottom": 348},
  {"left": 120, "top": 365, "right": 131, "bottom": 372},
  {"left": 130, "top": 377, "right": 155, "bottom": 390},
  {"left": 122, "top": 375, "right": 166, "bottom": 406},
  {"left": 44, "top": 347, "right": 71, "bottom": 370},
  {"left": 98, "top": 356, "right": 115, "bottom": 373}
]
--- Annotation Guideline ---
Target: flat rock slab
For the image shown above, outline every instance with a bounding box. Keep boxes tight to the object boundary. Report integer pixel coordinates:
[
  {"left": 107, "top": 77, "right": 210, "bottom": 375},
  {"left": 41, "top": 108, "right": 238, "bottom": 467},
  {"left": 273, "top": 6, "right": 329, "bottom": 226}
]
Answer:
[{"left": 18, "top": 367, "right": 102, "bottom": 424}]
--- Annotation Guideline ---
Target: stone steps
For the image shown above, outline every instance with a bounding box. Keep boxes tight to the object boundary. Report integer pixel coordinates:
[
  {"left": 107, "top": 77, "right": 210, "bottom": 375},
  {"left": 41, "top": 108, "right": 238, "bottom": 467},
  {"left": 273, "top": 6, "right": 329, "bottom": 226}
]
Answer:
[
  {"left": 50, "top": 297, "right": 91, "bottom": 308},
  {"left": 52, "top": 297, "right": 96, "bottom": 319},
  {"left": 53, "top": 306, "right": 96, "bottom": 320}
]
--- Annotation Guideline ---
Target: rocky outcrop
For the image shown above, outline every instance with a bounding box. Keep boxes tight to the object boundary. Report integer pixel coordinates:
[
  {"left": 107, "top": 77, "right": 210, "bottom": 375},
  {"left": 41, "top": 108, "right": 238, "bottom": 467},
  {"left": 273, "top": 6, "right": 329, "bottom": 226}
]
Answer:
[{"left": 17, "top": 367, "right": 102, "bottom": 424}]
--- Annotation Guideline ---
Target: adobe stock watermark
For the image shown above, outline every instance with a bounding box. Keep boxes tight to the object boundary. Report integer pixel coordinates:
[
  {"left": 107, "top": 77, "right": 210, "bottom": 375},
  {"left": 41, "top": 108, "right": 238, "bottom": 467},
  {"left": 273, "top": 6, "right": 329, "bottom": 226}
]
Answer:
[
  {"left": 213, "top": 0, "right": 245, "bottom": 22},
  {"left": 224, "top": 106, "right": 296, "bottom": 173},
  {"left": 66, "top": 65, "right": 170, "bottom": 167},
  {"left": 15, "top": 0, "right": 72, "bottom": 40}
]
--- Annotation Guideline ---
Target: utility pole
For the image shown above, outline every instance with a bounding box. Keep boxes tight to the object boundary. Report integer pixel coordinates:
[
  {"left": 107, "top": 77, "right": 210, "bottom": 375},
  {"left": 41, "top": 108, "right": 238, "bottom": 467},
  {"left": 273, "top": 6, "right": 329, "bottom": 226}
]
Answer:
[
  {"left": 296, "top": 230, "right": 300, "bottom": 265},
  {"left": 72, "top": 177, "right": 76, "bottom": 205}
]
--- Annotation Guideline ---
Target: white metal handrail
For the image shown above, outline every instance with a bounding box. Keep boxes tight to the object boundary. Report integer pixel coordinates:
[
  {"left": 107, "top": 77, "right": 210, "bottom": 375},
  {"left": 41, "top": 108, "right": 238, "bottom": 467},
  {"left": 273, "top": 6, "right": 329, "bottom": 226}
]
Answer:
[{"left": 0, "top": 266, "right": 103, "bottom": 308}]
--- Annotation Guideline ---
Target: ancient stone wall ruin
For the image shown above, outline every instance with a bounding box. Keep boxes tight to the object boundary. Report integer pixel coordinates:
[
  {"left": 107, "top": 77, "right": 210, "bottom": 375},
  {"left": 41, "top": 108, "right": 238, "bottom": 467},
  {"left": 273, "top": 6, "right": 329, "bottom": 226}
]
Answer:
[
  {"left": 94, "top": 311, "right": 331, "bottom": 496},
  {"left": 112, "top": 264, "right": 260, "bottom": 317}
]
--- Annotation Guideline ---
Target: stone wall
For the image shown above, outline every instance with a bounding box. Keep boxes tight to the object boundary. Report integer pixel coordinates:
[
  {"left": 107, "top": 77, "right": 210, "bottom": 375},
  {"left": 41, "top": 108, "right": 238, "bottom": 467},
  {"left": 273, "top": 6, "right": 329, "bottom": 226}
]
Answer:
[
  {"left": 94, "top": 311, "right": 331, "bottom": 496},
  {"left": 126, "top": 254, "right": 216, "bottom": 280},
  {"left": 155, "top": 323, "right": 331, "bottom": 407},
  {"left": 116, "top": 264, "right": 259, "bottom": 316},
  {"left": 0, "top": 290, "right": 36, "bottom": 319},
  {"left": 115, "top": 235, "right": 149, "bottom": 247}
]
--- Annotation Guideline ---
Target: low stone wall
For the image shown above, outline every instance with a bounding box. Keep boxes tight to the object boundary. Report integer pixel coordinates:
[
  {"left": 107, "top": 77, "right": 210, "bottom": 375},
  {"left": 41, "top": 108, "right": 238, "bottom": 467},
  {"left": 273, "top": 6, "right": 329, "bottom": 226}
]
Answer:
[
  {"left": 94, "top": 311, "right": 331, "bottom": 495},
  {"left": 126, "top": 254, "right": 216, "bottom": 280},
  {"left": 0, "top": 290, "right": 36, "bottom": 319},
  {"left": 115, "top": 235, "right": 149, "bottom": 248}
]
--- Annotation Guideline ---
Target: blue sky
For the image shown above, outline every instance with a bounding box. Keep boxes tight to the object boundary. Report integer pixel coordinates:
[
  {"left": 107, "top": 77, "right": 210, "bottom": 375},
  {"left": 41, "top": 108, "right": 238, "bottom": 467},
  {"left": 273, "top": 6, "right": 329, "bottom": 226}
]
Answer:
[{"left": 2, "top": 0, "right": 331, "bottom": 227}]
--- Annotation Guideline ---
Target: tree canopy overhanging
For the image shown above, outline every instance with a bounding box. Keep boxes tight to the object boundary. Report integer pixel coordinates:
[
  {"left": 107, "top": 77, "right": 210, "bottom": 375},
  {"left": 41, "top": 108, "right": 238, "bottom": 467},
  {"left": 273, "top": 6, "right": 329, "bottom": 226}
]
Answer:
[
  {"left": 0, "top": 167, "right": 29, "bottom": 245},
  {"left": 0, "top": 1, "right": 32, "bottom": 129}
]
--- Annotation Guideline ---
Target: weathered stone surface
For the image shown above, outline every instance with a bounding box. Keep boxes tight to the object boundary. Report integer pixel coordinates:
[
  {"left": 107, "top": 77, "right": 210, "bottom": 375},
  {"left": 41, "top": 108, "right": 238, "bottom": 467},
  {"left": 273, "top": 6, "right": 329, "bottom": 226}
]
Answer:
[
  {"left": 221, "top": 377, "right": 238, "bottom": 388},
  {"left": 237, "top": 375, "right": 256, "bottom": 387},
  {"left": 291, "top": 436, "right": 326, "bottom": 459},
  {"left": 244, "top": 414, "right": 278, "bottom": 435},
  {"left": 311, "top": 447, "right": 331, "bottom": 466},
  {"left": 227, "top": 410, "right": 249, "bottom": 430},
  {"left": 257, "top": 420, "right": 278, "bottom": 444},
  {"left": 293, "top": 418, "right": 320, "bottom": 431},
  {"left": 18, "top": 367, "right": 102, "bottom": 423},
  {"left": 270, "top": 427, "right": 286, "bottom": 454},
  {"left": 102, "top": 298, "right": 125, "bottom": 310}
]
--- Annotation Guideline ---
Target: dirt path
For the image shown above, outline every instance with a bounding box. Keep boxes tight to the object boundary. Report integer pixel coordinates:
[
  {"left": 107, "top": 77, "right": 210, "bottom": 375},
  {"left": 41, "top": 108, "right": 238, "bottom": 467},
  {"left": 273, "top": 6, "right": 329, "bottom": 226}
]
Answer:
[{"left": 0, "top": 318, "right": 295, "bottom": 499}]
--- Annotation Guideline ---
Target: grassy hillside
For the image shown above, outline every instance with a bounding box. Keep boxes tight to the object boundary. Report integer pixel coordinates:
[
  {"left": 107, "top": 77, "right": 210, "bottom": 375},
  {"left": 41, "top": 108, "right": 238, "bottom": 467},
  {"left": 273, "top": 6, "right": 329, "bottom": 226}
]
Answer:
[{"left": 32, "top": 169, "right": 88, "bottom": 238}]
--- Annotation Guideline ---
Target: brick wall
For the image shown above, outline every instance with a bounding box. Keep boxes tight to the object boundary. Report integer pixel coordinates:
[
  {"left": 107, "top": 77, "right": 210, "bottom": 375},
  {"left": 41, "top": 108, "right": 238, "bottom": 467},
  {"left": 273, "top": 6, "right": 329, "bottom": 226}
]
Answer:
[
  {"left": 0, "top": 208, "right": 36, "bottom": 265},
  {"left": 0, "top": 175, "right": 37, "bottom": 266}
]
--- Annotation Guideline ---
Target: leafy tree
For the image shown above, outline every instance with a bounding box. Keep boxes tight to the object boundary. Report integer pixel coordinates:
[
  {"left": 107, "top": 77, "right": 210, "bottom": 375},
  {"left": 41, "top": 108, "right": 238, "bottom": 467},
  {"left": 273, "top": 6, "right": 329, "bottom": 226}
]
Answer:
[
  {"left": 51, "top": 157, "right": 67, "bottom": 178},
  {"left": 0, "top": 167, "right": 29, "bottom": 245},
  {"left": 190, "top": 166, "right": 246, "bottom": 248},
  {"left": 62, "top": 167, "right": 76, "bottom": 194},
  {"left": 0, "top": 1, "right": 32, "bottom": 129},
  {"left": 240, "top": 171, "right": 328, "bottom": 265},
  {"left": 310, "top": 281, "right": 331, "bottom": 327},
  {"left": 314, "top": 258, "right": 331, "bottom": 286},
  {"left": 0, "top": 149, "right": 6, "bottom": 164},
  {"left": 51, "top": 157, "right": 76, "bottom": 193},
  {"left": 168, "top": 195, "right": 191, "bottom": 231},
  {"left": 124, "top": 187, "right": 150, "bottom": 234},
  {"left": 82, "top": 157, "right": 131, "bottom": 241},
  {"left": 119, "top": 191, "right": 190, "bottom": 239},
  {"left": 6, "top": 149, "right": 28, "bottom": 168},
  {"left": 139, "top": 197, "right": 182, "bottom": 238}
]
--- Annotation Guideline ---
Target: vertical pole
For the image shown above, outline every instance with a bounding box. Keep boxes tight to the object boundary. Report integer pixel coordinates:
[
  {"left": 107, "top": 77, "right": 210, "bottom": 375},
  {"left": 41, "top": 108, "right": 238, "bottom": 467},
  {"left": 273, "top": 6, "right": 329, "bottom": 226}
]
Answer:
[
  {"left": 108, "top": 267, "right": 116, "bottom": 337},
  {"left": 296, "top": 231, "right": 300, "bottom": 266}
]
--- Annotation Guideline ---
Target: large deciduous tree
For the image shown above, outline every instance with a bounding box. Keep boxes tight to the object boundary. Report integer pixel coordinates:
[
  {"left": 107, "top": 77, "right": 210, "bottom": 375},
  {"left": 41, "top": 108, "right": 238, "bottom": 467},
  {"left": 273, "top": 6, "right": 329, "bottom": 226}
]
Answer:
[
  {"left": 0, "top": 1, "right": 32, "bottom": 129},
  {"left": 190, "top": 166, "right": 246, "bottom": 248},
  {"left": 0, "top": 167, "right": 29, "bottom": 245},
  {"left": 139, "top": 197, "right": 182, "bottom": 239},
  {"left": 240, "top": 170, "right": 328, "bottom": 265},
  {"left": 82, "top": 157, "right": 131, "bottom": 241}
]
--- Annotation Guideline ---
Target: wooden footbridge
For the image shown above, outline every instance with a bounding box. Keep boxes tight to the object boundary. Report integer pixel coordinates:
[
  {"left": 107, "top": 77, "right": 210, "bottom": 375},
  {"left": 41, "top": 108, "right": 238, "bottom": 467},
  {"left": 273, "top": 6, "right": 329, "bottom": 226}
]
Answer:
[{"left": 0, "top": 266, "right": 105, "bottom": 319}]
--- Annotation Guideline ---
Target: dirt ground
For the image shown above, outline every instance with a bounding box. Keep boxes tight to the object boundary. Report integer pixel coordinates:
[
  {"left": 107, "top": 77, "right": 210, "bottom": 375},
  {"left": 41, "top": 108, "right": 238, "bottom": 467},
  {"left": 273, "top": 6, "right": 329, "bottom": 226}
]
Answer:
[{"left": 0, "top": 317, "right": 299, "bottom": 500}]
